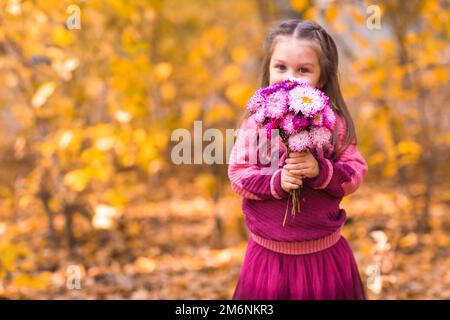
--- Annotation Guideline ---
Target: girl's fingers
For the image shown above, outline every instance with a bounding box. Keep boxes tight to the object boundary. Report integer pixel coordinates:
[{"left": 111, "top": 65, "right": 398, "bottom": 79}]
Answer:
[
  {"left": 285, "top": 182, "right": 300, "bottom": 190},
  {"left": 285, "top": 170, "right": 303, "bottom": 179},
  {"left": 285, "top": 157, "right": 308, "bottom": 164},
  {"left": 289, "top": 166, "right": 311, "bottom": 174},
  {"left": 286, "top": 175, "right": 302, "bottom": 185},
  {"left": 289, "top": 169, "right": 305, "bottom": 176},
  {"left": 284, "top": 163, "right": 307, "bottom": 170},
  {"left": 289, "top": 151, "right": 307, "bottom": 158}
]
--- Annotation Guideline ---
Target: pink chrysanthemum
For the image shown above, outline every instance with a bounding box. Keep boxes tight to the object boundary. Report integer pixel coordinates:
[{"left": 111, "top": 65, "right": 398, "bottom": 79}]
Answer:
[
  {"left": 253, "top": 105, "right": 266, "bottom": 125},
  {"left": 266, "top": 90, "right": 288, "bottom": 119},
  {"left": 288, "top": 84, "right": 329, "bottom": 117},
  {"left": 322, "top": 103, "right": 337, "bottom": 131},
  {"left": 280, "top": 113, "right": 297, "bottom": 135},
  {"left": 297, "top": 116, "right": 309, "bottom": 130},
  {"left": 246, "top": 89, "right": 266, "bottom": 114},
  {"left": 309, "top": 126, "right": 332, "bottom": 149},
  {"left": 264, "top": 118, "right": 280, "bottom": 139},
  {"left": 311, "top": 112, "right": 324, "bottom": 126},
  {"left": 288, "top": 131, "right": 311, "bottom": 152},
  {"left": 282, "top": 77, "right": 303, "bottom": 90}
]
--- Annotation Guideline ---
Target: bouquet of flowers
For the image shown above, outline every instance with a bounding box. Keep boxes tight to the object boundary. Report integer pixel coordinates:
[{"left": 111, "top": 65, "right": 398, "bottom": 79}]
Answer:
[{"left": 246, "top": 78, "right": 336, "bottom": 226}]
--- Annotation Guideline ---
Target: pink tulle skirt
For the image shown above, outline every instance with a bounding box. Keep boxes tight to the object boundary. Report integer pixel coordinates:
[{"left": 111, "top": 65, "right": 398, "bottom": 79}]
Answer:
[{"left": 232, "top": 235, "right": 367, "bottom": 300}]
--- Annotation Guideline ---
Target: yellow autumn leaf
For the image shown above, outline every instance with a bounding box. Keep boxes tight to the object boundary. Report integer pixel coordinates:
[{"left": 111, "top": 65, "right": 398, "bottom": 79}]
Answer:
[
  {"left": 397, "top": 141, "right": 421, "bottom": 156},
  {"left": 92, "top": 204, "right": 121, "bottom": 230},
  {"left": 80, "top": 147, "right": 106, "bottom": 165},
  {"left": 95, "top": 136, "right": 116, "bottom": 151},
  {"left": 382, "top": 162, "right": 397, "bottom": 178},
  {"left": 368, "top": 152, "right": 385, "bottom": 166},
  {"left": 422, "top": 68, "right": 449, "bottom": 86},
  {"left": 13, "top": 272, "right": 51, "bottom": 290},
  {"left": 436, "top": 232, "right": 450, "bottom": 247},
  {"left": 154, "top": 62, "right": 173, "bottom": 80},
  {"left": 221, "top": 64, "right": 241, "bottom": 83},
  {"left": 147, "top": 159, "right": 163, "bottom": 174},
  {"left": 160, "top": 82, "right": 176, "bottom": 101},
  {"left": 398, "top": 232, "right": 419, "bottom": 249},
  {"left": 205, "top": 104, "right": 235, "bottom": 124},
  {"left": 18, "top": 195, "right": 33, "bottom": 209},
  {"left": 64, "top": 169, "right": 90, "bottom": 192},
  {"left": 378, "top": 39, "right": 395, "bottom": 56},
  {"left": 325, "top": 5, "right": 338, "bottom": 21},
  {"left": 405, "top": 32, "right": 417, "bottom": 45},
  {"left": 225, "top": 83, "right": 253, "bottom": 106},
  {"left": 150, "top": 130, "right": 169, "bottom": 150},
  {"left": 114, "top": 110, "right": 132, "bottom": 123},
  {"left": 231, "top": 47, "right": 248, "bottom": 63},
  {"left": 32, "top": 82, "right": 56, "bottom": 108},
  {"left": 87, "top": 165, "right": 111, "bottom": 182},
  {"left": 58, "top": 130, "right": 74, "bottom": 149},
  {"left": 349, "top": 6, "right": 365, "bottom": 25},
  {"left": 0, "top": 242, "right": 29, "bottom": 272},
  {"left": 52, "top": 26, "right": 75, "bottom": 47},
  {"left": 120, "top": 152, "right": 136, "bottom": 167},
  {"left": 181, "top": 101, "right": 202, "bottom": 126},
  {"left": 134, "top": 256, "right": 156, "bottom": 273},
  {"left": 139, "top": 143, "right": 158, "bottom": 164},
  {"left": 304, "top": 7, "right": 318, "bottom": 20},
  {"left": 289, "top": 0, "right": 309, "bottom": 12},
  {"left": 332, "top": 20, "right": 347, "bottom": 33},
  {"left": 6, "top": 0, "right": 22, "bottom": 16},
  {"left": 105, "top": 188, "right": 129, "bottom": 207},
  {"left": 194, "top": 173, "right": 217, "bottom": 197},
  {"left": 205, "top": 26, "right": 226, "bottom": 50}
]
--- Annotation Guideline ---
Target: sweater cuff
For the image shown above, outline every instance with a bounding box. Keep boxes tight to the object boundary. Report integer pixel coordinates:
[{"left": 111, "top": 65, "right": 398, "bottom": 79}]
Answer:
[
  {"left": 270, "top": 168, "right": 289, "bottom": 199},
  {"left": 303, "top": 157, "right": 333, "bottom": 190}
]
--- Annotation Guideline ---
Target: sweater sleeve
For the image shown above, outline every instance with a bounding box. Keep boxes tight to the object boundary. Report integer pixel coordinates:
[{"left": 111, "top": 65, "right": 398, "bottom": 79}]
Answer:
[
  {"left": 228, "top": 116, "right": 290, "bottom": 200},
  {"left": 303, "top": 116, "right": 368, "bottom": 198}
]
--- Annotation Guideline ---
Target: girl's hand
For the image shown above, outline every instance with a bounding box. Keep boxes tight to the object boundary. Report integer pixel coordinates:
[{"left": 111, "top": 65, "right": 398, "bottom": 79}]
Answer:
[
  {"left": 280, "top": 168, "right": 303, "bottom": 193},
  {"left": 284, "top": 150, "right": 319, "bottom": 179}
]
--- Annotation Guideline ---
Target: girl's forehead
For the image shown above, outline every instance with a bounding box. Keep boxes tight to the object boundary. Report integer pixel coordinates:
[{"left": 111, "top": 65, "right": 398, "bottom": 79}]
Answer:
[{"left": 271, "top": 37, "right": 320, "bottom": 64}]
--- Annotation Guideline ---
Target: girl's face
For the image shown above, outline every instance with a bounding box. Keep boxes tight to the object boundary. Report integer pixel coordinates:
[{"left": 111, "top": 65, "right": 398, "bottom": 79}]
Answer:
[{"left": 269, "top": 37, "right": 322, "bottom": 88}]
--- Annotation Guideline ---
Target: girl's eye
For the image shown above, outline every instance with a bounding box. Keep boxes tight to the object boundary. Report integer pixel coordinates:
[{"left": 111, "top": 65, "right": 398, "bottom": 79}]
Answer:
[
  {"left": 299, "top": 67, "right": 310, "bottom": 73},
  {"left": 275, "top": 65, "right": 286, "bottom": 71}
]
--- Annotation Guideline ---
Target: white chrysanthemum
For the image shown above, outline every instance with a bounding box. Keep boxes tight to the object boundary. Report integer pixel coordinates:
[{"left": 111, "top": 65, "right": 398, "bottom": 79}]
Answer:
[{"left": 288, "top": 85, "right": 327, "bottom": 117}]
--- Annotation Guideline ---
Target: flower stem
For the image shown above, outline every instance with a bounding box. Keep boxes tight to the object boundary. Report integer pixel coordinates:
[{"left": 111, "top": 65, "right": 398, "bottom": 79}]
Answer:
[{"left": 282, "top": 186, "right": 302, "bottom": 227}]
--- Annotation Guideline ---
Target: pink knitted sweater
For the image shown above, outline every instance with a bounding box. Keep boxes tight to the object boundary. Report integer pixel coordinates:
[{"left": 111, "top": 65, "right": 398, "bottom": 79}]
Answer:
[{"left": 228, "top": 113, "right": 368, "bottom": 242}]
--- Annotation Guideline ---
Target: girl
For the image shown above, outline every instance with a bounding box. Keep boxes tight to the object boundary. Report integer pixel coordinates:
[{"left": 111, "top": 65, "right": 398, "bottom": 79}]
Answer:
[{"left": 228, "top": 19, "right": 368, "bottom": 300}]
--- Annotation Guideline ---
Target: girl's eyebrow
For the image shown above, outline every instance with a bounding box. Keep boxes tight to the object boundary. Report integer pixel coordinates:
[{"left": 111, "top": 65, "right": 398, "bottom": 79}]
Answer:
[{"left": 273, "top": 58, "right": 314, "bottom": 67}]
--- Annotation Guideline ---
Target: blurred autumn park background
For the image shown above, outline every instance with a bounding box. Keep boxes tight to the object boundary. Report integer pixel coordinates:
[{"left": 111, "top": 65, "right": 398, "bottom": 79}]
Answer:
[{"left": 0, "top": 0, "right": 449, "bottom": 300}]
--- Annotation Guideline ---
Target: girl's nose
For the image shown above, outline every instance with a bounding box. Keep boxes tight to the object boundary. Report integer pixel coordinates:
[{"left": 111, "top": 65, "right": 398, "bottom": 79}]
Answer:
[
  {"left": 286, "top": 74, "right": 302, "bottom": 82},
  {"left": 285, "top": 71, "right": 295, "bottom": 79}
]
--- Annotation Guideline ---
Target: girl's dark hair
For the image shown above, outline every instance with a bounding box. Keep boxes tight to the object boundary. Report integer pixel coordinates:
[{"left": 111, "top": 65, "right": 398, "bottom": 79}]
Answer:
[{"left": 239, "top": 19, "right": 357, "bottom": 159}]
